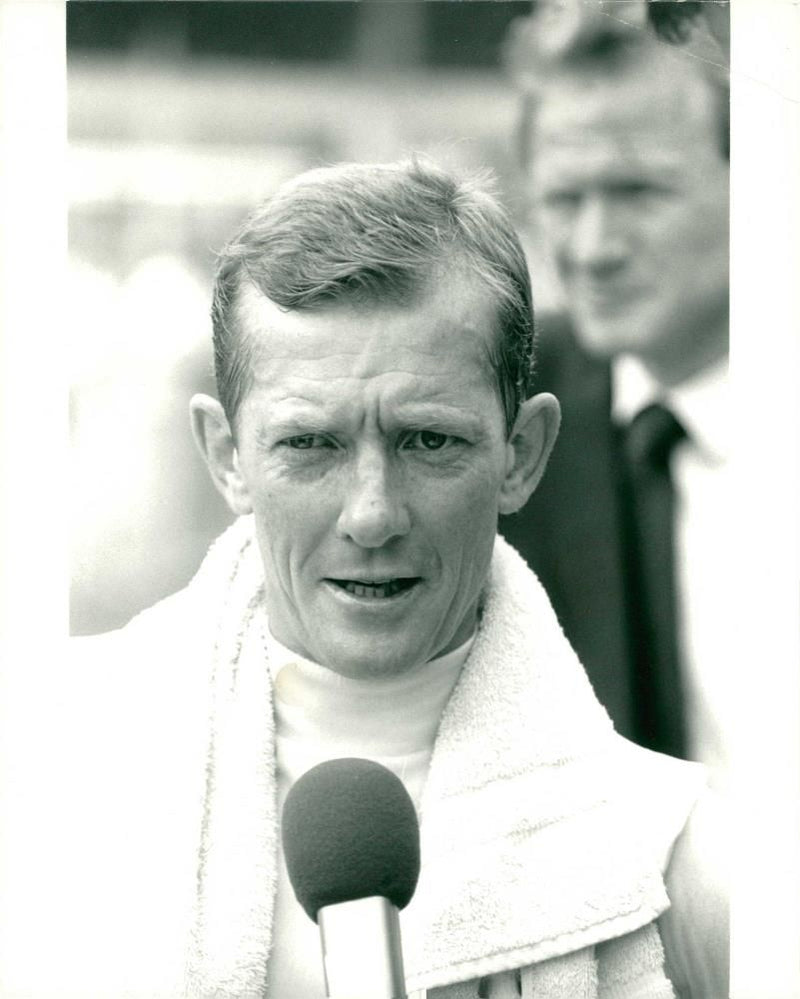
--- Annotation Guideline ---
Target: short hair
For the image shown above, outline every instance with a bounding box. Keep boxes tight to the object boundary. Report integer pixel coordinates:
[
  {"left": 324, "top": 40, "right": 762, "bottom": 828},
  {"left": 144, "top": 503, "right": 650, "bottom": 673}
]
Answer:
[
  {"left": 210, "top": 159, "right": 534, "bottom": 435},
  {"left": 508, "top": 4, "right": 729, "bottom": 168},
  {"left": 647, "top": 1, "right": 704, "bottom": 45}
]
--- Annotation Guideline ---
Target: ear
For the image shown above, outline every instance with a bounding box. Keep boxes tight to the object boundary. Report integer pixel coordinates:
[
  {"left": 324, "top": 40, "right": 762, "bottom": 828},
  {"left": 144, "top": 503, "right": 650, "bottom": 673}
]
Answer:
[
  {"left": 498, "top": 392, "right": 561, "bottom": 515},
  {"left": 189, "top": 394, "right": 253, "bottom": 516}
]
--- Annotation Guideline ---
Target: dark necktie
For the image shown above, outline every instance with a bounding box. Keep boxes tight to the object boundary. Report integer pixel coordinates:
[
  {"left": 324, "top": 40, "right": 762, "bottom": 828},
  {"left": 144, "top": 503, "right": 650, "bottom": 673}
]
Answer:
[{"left": 621, "top": 402, "right": 688, "bottom": 758}]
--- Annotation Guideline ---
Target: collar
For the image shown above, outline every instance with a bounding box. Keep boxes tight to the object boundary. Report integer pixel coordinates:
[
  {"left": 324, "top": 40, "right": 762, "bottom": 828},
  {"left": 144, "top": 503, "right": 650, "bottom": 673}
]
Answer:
[
  {"left": 265, "top": 631, "right": 473, "bottom": 759},
  {"left": 612, "top": 354, "right": 728, "bottom": 464},
  {"left": 266, "top": 630, "right": 474, "bottom": 685}
]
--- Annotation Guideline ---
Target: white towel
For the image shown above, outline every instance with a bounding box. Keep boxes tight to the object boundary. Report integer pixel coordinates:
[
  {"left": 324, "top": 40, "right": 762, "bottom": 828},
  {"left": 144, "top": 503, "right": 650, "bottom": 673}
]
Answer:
[{"left": 182, "top": 516, "right": 705, "bottom": 998}]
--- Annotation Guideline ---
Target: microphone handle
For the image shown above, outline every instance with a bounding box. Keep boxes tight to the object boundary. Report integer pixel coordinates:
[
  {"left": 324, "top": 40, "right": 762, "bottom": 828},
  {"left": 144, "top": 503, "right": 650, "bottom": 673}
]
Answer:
[{"left": 318, "top": 895, "right": 407, "bottom": 999}]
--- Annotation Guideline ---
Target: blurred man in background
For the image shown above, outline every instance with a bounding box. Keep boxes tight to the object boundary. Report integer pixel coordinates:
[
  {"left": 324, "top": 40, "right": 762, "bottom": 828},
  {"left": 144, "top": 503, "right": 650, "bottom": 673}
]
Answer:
[{"left": 501, "top": 0, "right": 731, "bottom": 785}]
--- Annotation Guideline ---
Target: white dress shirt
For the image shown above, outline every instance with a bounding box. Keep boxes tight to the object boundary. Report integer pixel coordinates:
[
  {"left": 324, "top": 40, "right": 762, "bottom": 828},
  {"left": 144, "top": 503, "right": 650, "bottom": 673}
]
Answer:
[{"left": 613, "top": 355, "right": 732, "bottom": 788}]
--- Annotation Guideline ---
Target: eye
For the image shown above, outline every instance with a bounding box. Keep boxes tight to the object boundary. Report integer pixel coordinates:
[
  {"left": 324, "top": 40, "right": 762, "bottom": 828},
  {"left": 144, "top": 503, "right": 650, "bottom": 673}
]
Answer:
[
  {"left": 544, "top": 189, "right": 580, "bottom": 211},
  {"left": 402, "top": 430, "right": 451, "bottom": 451},
  {"left": 282, "top": 434, "right": 333, "bottom": 450},
  {"left": 607, "top": 180, "right": 658, "bottom": 202}
]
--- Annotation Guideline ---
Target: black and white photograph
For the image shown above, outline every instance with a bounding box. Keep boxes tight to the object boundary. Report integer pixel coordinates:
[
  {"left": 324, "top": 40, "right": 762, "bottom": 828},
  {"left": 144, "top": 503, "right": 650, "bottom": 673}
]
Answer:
[{"left": 1, "top": 2, "right": 798, "bottom": 997}]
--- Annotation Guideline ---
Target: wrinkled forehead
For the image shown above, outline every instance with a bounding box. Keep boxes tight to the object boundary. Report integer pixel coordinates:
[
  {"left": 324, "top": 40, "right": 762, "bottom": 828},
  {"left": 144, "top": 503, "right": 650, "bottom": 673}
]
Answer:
[
  {"left": 236, "top": 259, "right": 504, "bottom": 359},
  {"left": 533, "top": 59, "right": 720, "bottom": 180},
  {"left": 236, "top": 265, "right": 503, "bottom": 377}
]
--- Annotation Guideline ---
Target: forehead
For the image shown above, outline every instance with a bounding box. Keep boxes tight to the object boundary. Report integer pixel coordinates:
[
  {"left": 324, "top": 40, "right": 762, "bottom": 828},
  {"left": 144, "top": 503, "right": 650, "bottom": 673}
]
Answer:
[
  {"left": 533, "top": 59, "right": 720, "bottom": 183},
  {"left": 236, "top": 268, "right": 502, "bottom": 407}
]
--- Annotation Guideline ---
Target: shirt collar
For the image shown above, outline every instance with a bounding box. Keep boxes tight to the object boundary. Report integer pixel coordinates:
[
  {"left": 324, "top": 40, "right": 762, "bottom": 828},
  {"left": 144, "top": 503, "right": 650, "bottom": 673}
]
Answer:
[
  {"left": 612, "top": 354, "right": 729, "bottom": 464},
  {"left": 265, "top": 630, "right": 476, "bottom": 689},
  {"left": 264, "top": 630, "right": 475, "bottom": 758}
]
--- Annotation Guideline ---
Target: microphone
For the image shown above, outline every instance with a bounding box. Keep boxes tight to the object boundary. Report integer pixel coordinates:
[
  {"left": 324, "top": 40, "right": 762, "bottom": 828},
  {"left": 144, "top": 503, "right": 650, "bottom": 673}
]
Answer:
[{"left": 282, "top": 758, "right": 421, "bottom": 999}]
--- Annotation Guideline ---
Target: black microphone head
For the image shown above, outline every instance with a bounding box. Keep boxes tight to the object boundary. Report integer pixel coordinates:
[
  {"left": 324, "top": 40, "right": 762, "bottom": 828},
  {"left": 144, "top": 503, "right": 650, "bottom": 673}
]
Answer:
[{"left": 281, "top": 758, "right": 420, "bottom": 922}]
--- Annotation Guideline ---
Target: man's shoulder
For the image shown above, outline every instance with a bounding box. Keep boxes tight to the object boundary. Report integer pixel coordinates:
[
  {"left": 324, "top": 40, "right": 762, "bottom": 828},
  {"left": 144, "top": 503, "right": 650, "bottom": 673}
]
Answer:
[
  {"left": 659, "top": 787, "right": 730, "bottom": 996},
  {"left": 60, "top": 580, "right": 214, "bottom": 798},
  {"left": 604, "top": 738, "right": 709, "bottom": 864},
  {"left": 70, "top": 517, "right": 256, "bottom": 687},
  {"left": 68, "top": 580, "right": 209, "bottom": 700},
  {"left": 532, "top": 312, "right": 613, "bottom": 412}
]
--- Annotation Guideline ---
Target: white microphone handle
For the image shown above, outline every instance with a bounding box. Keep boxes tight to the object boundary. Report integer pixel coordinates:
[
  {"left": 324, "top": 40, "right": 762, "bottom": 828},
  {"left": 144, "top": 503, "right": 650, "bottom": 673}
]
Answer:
[{"left": 318, "top": 895, "right": 407, "bottom": 999}]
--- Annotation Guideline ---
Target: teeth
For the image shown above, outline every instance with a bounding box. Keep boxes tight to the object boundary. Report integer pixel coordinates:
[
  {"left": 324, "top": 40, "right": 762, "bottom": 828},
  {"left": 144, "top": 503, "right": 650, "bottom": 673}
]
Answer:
[
  {"left": 346, "top": 580, "right": 394, "bottom": 599},
  {"left": 338, "top": 579, "right": 412, "bottom": 599}
]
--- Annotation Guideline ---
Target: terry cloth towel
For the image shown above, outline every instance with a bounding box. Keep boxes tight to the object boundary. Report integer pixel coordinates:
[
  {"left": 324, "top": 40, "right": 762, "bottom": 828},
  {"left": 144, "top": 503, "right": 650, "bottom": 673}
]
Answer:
[{"left": 183, "top": 516, "right": 706, "bottom": 998}]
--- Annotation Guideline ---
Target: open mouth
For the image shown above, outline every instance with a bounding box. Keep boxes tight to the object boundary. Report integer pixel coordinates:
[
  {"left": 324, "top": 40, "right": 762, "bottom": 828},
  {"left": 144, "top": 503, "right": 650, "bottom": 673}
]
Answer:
[{"left": 327, "top": 577, "right": 420, "bottom": 600}]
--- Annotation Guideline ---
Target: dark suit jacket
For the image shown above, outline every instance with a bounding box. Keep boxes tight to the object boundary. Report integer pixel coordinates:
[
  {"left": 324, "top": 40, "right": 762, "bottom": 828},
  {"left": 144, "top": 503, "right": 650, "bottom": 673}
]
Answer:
[{"left": 499, "top": 314, "right": 639, "bottom": 742}]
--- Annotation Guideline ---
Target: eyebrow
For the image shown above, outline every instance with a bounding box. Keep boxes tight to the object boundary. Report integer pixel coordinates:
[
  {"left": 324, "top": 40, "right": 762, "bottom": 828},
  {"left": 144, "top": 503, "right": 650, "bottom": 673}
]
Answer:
[
  {"left": 387, "top": 402, "right": 483, "bottom": 432},
  {"left": 254, "top": 401, "right": 485, "bottom": 442},
  {"left": 539, "top": 150, "right": 685, "bottom": 183},
  {"left": 254, "top": 415, "right": 331, "bottom": 448}
]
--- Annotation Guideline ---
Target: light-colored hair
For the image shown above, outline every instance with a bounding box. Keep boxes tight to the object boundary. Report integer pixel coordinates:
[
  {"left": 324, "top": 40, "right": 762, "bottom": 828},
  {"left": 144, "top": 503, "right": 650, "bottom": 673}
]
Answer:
[
  {"left": 211, "top": 159, "right": 535, "bottom": 435},
  {"left": 507, "top": 3, "right": 730, "bottom": 168}
]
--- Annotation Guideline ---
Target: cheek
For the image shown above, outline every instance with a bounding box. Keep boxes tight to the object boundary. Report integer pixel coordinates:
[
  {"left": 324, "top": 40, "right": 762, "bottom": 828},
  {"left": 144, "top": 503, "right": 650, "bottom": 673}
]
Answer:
[
  {"left": 249, "top": 453, "right": 505, "bottom": 556},
  {"left": 419, "top": 470, "right": 502, "bottom": 562},
  {"left": 250, "top": 479, "right": 337, "bottom": 563},
  {"left": 544, "top": 224, "right": 573, "bottom": 271},
  {"left": 646, "top": 222, "right": 727, "bottom": 310},
  {"left": 646, "top": 191, "right": 728, "bottom": 264}
]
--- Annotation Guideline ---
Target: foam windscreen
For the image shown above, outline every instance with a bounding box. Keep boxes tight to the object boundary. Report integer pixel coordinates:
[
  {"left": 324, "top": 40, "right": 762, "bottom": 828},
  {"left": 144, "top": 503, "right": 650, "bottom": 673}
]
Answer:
[{"left": 282, "top": 758, "right": 421, "bottom": 922}]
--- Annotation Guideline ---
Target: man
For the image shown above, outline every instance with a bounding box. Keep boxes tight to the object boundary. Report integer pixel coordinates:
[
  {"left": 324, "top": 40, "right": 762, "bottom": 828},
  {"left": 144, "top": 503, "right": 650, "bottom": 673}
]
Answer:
[
  {"left": 502, "top": 7, "right": 731, "bottom": 781},
  {"left": 4, "top": 161, "right": 725, "bottom": 997}
]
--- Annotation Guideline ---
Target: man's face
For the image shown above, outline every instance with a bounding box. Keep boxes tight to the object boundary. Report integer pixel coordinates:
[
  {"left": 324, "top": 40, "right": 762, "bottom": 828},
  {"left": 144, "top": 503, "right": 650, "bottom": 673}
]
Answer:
[
  {"left": 228, "top": 272, "right": 519, "bottom": 679},
  {"left": 531, "top": 58, "right": 729, "bottom": 381}
]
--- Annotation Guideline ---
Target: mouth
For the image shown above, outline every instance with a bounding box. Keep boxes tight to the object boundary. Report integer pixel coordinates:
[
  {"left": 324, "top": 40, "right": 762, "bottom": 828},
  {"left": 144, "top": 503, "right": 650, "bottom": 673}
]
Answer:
[
  {"left": 325, "top": 577, "right": 421, "bottom": 600},
  {"left": 578, "top": 284, "right": 642, "bottom": 313}
]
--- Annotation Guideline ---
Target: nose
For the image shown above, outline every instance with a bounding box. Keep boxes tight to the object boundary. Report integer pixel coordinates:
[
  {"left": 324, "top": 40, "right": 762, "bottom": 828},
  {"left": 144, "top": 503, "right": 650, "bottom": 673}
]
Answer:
[
  {"left": 569, "top": 195, "right": 628, "bottom": 277},
  {"left": 336, "top": 447, "right": 411, "bottom": 548}
]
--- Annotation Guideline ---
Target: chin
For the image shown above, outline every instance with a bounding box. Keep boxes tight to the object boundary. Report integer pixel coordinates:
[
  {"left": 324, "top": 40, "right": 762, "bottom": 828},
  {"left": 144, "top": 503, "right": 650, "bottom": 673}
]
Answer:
[
  {"left": 575, "top": 318, "right": 639, "bottom": 360},
  {"left": 576, "top": 300, "right": 673, "bottom": 363}
]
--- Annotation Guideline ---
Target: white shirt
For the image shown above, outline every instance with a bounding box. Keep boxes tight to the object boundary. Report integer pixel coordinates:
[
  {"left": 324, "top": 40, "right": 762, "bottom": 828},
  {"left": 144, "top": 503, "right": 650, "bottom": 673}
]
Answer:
[
  {"left": 613, "top": 355, "right": 732, "bottom": 789},
  {"left": 264, "top": 632, "right": 473, "bottom": 999}
]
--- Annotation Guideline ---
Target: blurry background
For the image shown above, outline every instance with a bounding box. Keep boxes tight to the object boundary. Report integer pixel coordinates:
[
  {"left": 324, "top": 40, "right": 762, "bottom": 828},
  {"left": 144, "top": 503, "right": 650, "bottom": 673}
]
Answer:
[{"left": 68, "top": 0, "right": 545, "bottom": 636}]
